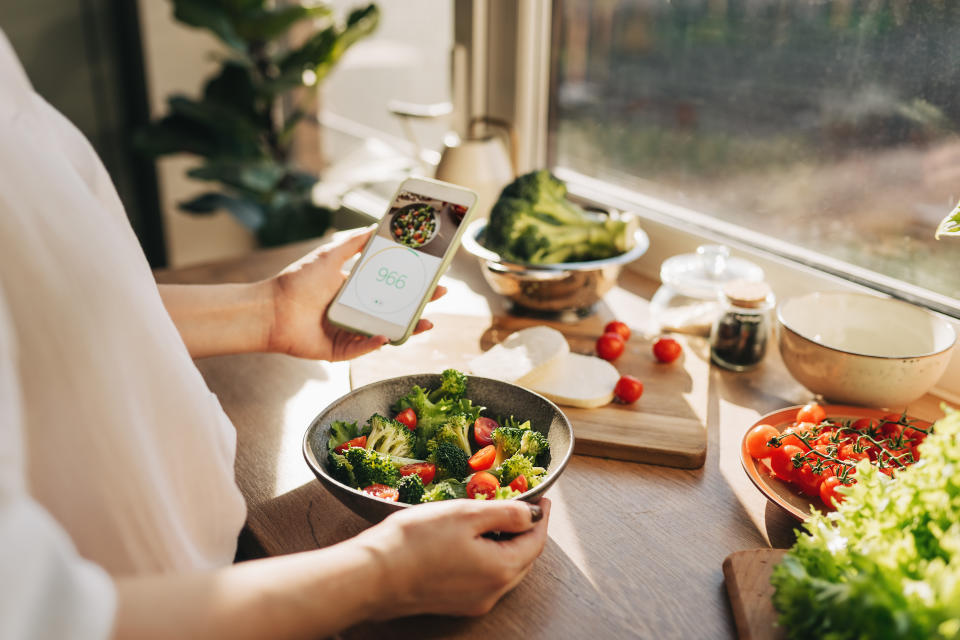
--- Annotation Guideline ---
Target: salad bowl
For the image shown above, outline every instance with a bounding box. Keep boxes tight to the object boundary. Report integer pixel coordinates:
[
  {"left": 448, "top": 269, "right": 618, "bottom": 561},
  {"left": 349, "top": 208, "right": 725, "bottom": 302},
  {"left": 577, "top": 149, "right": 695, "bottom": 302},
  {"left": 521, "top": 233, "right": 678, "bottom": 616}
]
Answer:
[{"left": 303, "top": 373, "right": 574, "bottom": 523}]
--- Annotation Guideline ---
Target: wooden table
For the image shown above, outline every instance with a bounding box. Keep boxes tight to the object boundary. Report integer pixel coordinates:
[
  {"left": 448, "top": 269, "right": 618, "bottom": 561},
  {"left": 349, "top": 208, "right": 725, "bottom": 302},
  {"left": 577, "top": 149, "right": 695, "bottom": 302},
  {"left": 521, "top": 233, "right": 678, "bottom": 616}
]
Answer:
[{"left": 156, "top": 239, "right": 953, "bottom": 639}]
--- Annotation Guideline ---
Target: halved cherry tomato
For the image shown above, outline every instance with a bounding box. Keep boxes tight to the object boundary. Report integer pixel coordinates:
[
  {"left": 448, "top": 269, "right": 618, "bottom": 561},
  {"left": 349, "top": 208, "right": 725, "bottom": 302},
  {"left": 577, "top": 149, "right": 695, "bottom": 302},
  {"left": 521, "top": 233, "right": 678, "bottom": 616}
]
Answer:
[
  {"left": 745, "top": 424, "right": 780, "bottom": 459},
  {"left": 395, "top": 408, "right": 417, "bottom": 431},
  {"left": 614, "top": 375, "right": 644, "bottom": 403},
  {"left": 473, "top": 417, "right": 499, "bottom": 447},
  {"left": 796, "top": 402, "right": 826, "bottom": 425},
  {"left": 362, "top": 484, "right": 399, "bottom": 501},
  {"left": 596, "top": 332, "right": 625, "bottom": 361},
  {"left": 399, "top": 462, "right": 436, "bottom": 486},
  {"left": 652, "top": 337, "right": 682, "bottom": 363},
  {"left": 509, "top": 474, "right": 528, "bottom": 494},
  {"left": 603, "top": 321, "right": 631, "bottom": 341},
  {"left": 468, "top": 445, "right": 496, "bottom": 471},
  {"left": 466, "top": 471, "right": 500, "bottom": 499},
  {"left": 333, "top": 435, "right": 367, "bottom": 454}
]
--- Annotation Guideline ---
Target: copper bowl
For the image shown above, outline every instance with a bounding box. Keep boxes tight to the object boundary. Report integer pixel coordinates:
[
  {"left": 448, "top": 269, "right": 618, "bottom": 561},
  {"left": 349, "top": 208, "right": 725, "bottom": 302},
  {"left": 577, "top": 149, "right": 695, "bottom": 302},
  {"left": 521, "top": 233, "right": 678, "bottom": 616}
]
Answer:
[{"left": 461, "top": 214, "right": 649, "bottom": 317}]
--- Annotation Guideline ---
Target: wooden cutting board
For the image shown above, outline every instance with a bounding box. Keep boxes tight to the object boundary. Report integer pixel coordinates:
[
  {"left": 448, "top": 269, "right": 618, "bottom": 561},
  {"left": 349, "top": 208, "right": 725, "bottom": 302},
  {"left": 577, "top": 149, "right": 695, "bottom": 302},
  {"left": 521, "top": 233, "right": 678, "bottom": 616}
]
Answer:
[
  {"left": 350, "top": 312, "right": 708, "bottom": 468},
  {"left": 723, "top": 549, "right": 788, "bottom": 640}
]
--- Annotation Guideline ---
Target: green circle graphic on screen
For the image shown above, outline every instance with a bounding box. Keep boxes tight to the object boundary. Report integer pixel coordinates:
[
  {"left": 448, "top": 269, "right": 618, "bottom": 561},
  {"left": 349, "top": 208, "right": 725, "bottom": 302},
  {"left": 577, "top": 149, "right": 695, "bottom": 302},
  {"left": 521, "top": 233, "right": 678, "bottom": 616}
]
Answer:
[{"left": 353, "top": 245, "right": 427, "bottom": 314}]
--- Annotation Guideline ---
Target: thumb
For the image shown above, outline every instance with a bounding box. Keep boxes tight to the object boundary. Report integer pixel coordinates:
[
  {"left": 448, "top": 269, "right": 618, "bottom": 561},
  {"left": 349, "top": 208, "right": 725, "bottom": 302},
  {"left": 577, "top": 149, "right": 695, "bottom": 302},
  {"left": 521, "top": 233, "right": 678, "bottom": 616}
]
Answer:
[
  {"left": 324, "top": 225, "right": 374, "bottom": 265},
  {"left": 465, "top": 499, "right": 542, "bottom": 535}
]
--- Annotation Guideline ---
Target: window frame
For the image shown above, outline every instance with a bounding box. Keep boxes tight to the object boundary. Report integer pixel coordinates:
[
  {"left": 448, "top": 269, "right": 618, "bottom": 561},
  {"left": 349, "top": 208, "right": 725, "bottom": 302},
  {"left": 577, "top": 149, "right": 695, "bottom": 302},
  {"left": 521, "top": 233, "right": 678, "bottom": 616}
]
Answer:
[{"left": 457, "top": 0, "right": 960, "bottom": 401}]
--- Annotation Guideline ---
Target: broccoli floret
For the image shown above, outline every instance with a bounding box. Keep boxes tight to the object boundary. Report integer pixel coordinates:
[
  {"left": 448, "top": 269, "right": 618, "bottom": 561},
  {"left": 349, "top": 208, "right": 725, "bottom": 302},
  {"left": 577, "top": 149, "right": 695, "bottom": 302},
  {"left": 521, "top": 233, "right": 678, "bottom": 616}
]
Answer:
[
  {"left": 345, "top": 446, "right": 400, "bottom": 488},
  {"left": 328, "top": 451, "right": 356, "bottom": 487},
  {"left": 365, "top": 414, "right": 416, "bottom": 458},
  {"left": 519, "top": 429, "right": 550, "bottom": 460},
  {"left": 485, "top": 170, "right": 635, "bottom": 265},
  {"left": 393, "top": 385, "right": 456, "bottom": 457},
  {"left": 490, "top": 426, "right": 527, "bottom": 468},
  {"left": 396, "top": 474, "right": 425, "bottom": 504},
  {"left": 502, "top": 416, "right": 531, "bottom": 430},
  {"left": 428, "top": 369, "right": 467, "bottom": 402},
  {"left": 495, "top": 453, "right": 547, "bottom": 488},
  {"left": 431, "top": 414, "right": 473, "bottom": 457},
  {"left": 428, "top": 441, "right": 470, "bottom": 481},
  {"left": 422, "top": 478, "right": 467, "bottom": 502},
  {"left": 327, "top": 420, "right": 360, "bottom": 452},
  {"left": 452, "top": 398, "right": 483, "bottom": 423}
]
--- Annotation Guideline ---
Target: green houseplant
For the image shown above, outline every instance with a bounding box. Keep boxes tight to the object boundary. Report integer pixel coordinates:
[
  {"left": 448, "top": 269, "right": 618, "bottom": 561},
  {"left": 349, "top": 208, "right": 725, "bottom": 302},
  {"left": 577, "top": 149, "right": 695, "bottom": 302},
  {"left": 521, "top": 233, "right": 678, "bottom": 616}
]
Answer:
[{"left": 137, "top": 0, "right": 379, "bottom": 246}]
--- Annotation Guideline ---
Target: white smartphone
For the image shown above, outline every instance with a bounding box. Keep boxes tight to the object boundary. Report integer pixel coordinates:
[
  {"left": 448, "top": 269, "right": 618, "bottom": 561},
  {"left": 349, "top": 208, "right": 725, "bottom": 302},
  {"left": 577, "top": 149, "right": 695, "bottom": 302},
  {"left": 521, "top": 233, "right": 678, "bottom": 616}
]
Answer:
[{"left": 326, "top": 177, "right": 478, "bottom": 345}]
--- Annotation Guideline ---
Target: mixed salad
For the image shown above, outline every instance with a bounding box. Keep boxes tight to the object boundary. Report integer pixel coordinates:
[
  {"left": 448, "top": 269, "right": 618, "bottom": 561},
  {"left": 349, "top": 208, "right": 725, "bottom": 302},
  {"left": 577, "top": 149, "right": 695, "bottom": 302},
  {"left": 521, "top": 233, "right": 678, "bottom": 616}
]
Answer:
[
  {"left": 325, "top": 369, "right": 550, "bottom": 504},
  {"left": 391, "top": 204, "right": 437, "bottom": 248}
]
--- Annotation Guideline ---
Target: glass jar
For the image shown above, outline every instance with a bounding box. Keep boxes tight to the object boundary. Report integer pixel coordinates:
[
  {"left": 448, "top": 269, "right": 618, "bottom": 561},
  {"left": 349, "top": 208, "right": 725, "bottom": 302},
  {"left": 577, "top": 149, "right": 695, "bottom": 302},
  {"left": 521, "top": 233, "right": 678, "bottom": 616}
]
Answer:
[
  {"left": 651, "top": 245, "right": 764, "bottom": 335},
  {"left": 710, "top": 280, "right": 775, "bottom": 371}
]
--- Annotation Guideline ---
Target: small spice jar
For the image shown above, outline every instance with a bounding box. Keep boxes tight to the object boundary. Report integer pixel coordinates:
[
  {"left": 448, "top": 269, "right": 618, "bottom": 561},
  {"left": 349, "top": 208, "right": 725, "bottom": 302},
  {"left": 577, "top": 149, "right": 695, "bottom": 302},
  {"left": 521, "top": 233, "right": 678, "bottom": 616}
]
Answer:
[{"left": 710, "top": 280, "right": 775, "bottom": 371}]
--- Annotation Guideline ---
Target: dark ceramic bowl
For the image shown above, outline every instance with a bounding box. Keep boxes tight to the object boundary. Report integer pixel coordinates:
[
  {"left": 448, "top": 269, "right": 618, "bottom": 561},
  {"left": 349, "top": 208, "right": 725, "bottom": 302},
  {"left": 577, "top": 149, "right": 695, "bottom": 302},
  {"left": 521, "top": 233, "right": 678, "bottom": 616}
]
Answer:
[{"left": 303, "top": 374, "right": 574, "bottom": 523}]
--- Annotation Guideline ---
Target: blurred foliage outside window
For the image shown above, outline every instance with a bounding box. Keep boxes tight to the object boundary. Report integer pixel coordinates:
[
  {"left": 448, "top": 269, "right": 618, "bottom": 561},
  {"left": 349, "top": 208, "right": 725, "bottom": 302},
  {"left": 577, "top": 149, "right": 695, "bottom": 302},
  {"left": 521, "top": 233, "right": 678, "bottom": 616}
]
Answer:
[
  {"left": 137, "top": 0, "right": 378, "bottom": 246},
  {"left": 552, "top": 0, "right": 960, "bottom": 301}
]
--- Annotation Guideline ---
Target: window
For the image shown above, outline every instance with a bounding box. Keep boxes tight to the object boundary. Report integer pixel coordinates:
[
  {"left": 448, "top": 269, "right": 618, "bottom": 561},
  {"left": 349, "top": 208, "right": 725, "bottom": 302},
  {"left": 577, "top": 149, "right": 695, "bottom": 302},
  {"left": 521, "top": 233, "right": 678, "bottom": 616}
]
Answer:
[{"left": 550, "top": 0, "right": 960, "bottom": 311}]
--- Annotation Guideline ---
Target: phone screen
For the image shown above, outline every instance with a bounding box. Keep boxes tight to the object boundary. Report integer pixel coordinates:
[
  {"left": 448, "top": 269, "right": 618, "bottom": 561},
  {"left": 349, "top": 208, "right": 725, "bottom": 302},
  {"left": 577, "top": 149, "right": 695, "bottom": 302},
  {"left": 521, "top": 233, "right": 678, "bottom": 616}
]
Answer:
[{"left": 335, "top": 189, "right": 469, "bottom": 329}]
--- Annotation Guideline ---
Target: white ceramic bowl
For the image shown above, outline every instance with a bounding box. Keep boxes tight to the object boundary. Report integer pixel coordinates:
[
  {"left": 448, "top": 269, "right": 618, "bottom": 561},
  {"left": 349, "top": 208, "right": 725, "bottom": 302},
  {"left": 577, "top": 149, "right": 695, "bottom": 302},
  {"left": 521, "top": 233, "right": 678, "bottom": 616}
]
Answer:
[{"left": 777, "top": 292, "right": 956, "bottom": 408}]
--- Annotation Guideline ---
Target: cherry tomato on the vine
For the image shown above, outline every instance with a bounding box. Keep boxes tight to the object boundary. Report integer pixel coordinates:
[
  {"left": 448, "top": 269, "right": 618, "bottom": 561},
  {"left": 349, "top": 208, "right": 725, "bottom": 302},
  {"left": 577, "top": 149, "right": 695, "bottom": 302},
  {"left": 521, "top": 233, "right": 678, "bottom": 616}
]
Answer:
[
  {"left": 596, "top": 332, "right": 625, "bottom": 361},
  {"left": 769, "top": 444, "right": 803, "bottom": 482},
  {"left": 652, "top": 337, "right": 682, "bottom": 363},
  {"left": 745, "top": 424, "right": 780, "bottom": 459},
  {"left": 603, "top": 321, "right": 631, "bottom": 341},
  {"left": 819, "top": 475, "right": 845, "bottom": 509},
  {"left": 796, "top": 402, "right": 826, "bottom": 424},
  {"left": 614, "top": 375, "right": 644, "bottom": 404}
]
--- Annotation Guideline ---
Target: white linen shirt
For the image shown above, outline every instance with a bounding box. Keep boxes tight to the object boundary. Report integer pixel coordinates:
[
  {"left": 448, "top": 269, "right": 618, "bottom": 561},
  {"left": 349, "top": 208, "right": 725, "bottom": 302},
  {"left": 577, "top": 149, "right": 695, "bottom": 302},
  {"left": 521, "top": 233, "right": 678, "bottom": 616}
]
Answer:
[{"left": 0, "top": 30, "right": 247, "bottom": 637}]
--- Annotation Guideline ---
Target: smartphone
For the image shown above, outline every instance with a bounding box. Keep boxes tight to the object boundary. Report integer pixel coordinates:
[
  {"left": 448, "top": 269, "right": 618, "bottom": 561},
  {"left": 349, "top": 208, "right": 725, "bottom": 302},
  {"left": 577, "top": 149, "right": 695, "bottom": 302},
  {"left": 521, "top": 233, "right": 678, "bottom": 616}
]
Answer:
[{"left": 326, "top": 177, "right": 478, "bottom": 345}]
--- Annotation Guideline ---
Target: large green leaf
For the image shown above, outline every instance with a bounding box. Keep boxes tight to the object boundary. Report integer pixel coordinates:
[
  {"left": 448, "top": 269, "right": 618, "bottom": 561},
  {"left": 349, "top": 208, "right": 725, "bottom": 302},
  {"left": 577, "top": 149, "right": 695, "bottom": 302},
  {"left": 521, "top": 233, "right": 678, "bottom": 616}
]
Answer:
[
  {"left": 235, "top": 4, "right": 334, "bottom": 43},
  {"left": 187, "top": 159, "right": 286, "bottom": 194},
  {"left": 935, "top": 201, "right": 960, "bottom": 239},
  {"left": 134, "top": 113, "right": 224, "bottom": 158},
  {"left": 203, "top": 62, "right": 258, "bottom": 116},
  {"left": 271, "top": 3, "right": 379, "bottom": 93},
  {"left": 180, "top": 191, "right": 267, "bottom": 230},
  {"left": 172, "top": 0, "right": 245, "bottom": 50},
  {"left": 167, "top": 96, "right": 265, "bottom": 158},
  {"left": 257, "top": 202, "right": 331, "bottom": 246}
]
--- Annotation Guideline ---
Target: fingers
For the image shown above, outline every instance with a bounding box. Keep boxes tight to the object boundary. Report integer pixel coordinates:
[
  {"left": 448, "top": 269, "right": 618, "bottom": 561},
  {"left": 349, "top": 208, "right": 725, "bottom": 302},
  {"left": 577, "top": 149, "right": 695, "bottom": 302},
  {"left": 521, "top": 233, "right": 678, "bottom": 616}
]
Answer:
[
  {"left": 337, "top": 334, "right": 389, "bottom": 361},
  {"left": 464, "top": 498, "right": 545, "bottom": 535},
  {"left": 411, "top": 318, "right": 434, "bottom": 335},
  {"left": 324, "top": 226, "right": 374, "bottom": 265},
  {"left": 429, "top": 285, "right": 447, "bottom": 302}
]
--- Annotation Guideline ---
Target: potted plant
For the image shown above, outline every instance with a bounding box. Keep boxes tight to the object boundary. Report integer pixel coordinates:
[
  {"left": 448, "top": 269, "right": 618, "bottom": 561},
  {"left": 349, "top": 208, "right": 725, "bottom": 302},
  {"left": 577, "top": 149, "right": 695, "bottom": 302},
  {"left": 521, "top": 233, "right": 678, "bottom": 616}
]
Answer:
[{"left": 136, "top": 0, "right": 379, "bottom": 246}]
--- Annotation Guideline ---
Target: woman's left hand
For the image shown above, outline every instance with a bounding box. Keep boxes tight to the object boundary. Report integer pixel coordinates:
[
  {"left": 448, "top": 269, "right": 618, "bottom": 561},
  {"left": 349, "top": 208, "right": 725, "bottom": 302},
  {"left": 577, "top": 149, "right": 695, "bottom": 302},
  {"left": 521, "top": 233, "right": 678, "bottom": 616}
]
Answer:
[{"left": 265, "top": 227, "right": 445, "bottom": 362}]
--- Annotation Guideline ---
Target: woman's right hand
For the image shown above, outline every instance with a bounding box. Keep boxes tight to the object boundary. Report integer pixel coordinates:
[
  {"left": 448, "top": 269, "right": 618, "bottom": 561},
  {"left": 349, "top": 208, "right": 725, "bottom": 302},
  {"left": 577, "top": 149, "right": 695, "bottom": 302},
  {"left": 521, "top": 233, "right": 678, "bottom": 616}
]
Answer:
[{"left": 354, "top": 498, "right": 551, "bottom": 619}]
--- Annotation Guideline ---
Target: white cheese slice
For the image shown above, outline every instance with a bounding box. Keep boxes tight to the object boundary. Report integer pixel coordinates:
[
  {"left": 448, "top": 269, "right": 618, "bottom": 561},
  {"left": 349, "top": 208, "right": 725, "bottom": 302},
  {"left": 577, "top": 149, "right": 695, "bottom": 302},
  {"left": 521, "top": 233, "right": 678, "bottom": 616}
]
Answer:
[
  {"left": 468, "top": 326, "right": 569, "bottom": 384},
  {"left": 523, "top": 352, "right": 619, "bottom": 408}
]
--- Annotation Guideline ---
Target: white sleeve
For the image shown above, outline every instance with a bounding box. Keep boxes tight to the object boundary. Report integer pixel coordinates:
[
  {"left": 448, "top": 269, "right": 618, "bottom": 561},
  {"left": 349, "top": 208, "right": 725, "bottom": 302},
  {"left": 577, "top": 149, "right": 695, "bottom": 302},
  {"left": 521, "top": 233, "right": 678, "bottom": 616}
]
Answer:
[{"left": 0, "top": 284, "right": 117, "bottom": 640}]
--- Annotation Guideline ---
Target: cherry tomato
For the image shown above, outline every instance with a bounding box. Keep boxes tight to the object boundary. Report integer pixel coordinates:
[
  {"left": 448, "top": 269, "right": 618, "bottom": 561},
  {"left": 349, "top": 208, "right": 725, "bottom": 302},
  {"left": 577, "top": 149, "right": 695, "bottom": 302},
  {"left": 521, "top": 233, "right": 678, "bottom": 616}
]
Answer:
[
  {"left": 509, "top": 474, "right": 528, "bottom": 494},
  {"left": 473, "top": 417, "right": 499, "bottom": 447},
  {"left": 614, "top": 375, "right": 644, "bottom": 403},
  {"left": 362, "top": 484, "right": 399, "bottom": 501},
  {"left": 468, "top": 445, "right": 496, "bottom": 472},
  {"left": 780, "top": 425, "right": 811, "bottom": 450},
  {"left": 850, "top": 417, "right": 875, "bottom": 431},
  {"left": 796, "top": 402, "right": 826, "bottom": 424},
  {"left": 652, "top": 337, "right": 682, "bottom": 363},
  {"left": 796, "top": 463, "right": 823, "bottom": 497},
  {"left": 839, "top": 443, "right": 868, "bottom": 463},
  {"left": 333, "top": 435, "right": 367, "bottom": 454},
  {"left": 395, "top": 408, "right": 417, "bottom": 431},
  {"left": 399, "top": 462, "right": 436, "bottom": 486},
  {"left": 596, "top": 332, "right": 625, "bottom": 361},
  {"left": 819, "top": 475, "right": 845, "bottom": 509},
  {"left": 745, "top": 424, "right": 780, "bottom": 459},
  {"left": 769, "top": 444, "right": 803, "bottom": 482},
  {"left": 603, "top": 321, "right": 631, "bottom": 341},
  {"left": 466, "top": 471, "right": 500, "bottom": 499}
]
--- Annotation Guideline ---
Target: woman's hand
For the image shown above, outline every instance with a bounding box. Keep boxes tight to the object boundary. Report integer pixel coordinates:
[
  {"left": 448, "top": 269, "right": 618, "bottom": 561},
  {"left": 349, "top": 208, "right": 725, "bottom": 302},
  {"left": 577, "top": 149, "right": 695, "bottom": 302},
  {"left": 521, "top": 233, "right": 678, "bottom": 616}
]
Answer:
[
  {"left": 266, "top": 227, "right": 444, "bottom": 361},
  {"left": 354, "top": 498, "right": 551, "bottom": 619}
]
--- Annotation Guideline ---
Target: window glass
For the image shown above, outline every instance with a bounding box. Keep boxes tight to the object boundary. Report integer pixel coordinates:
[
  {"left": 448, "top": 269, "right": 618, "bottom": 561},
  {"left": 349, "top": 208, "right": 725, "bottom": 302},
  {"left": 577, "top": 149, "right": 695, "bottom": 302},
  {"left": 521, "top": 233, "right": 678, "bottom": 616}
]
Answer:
[{"left": 551, "top": 0, "right": 960, "bottom": 301}]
